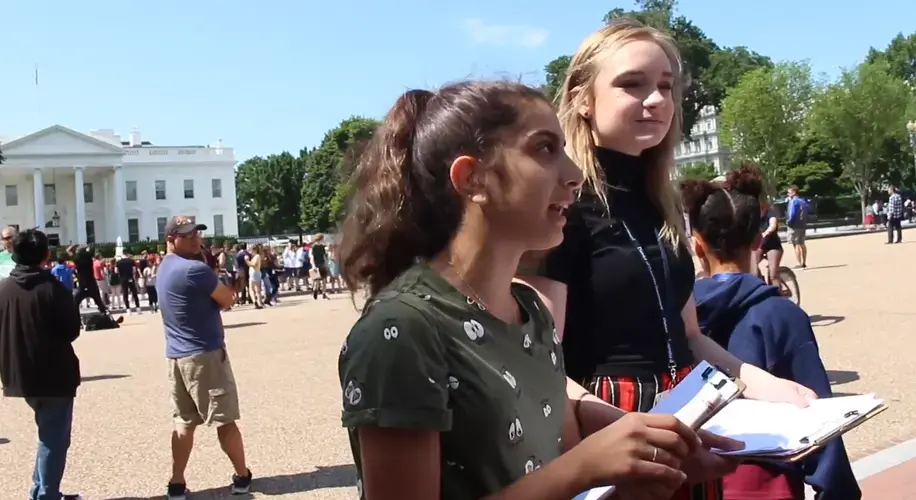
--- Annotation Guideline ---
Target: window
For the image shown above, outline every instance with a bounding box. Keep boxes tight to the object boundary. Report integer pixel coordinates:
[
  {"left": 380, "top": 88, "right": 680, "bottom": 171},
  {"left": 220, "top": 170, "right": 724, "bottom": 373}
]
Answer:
[
  {"left": 44, "top": 184, "right": 57, "bottom": 205},
  {"left": 85, "top": 220, "right": 96, "bottom": 244},
  {"left": 5, "top": 185, "right": 17, "bottom": 206},
  {"left": 184, "top": 179, "right": 194, "bottom": 199},
  {"left": 155, "top": 180, "right": 167, "bottom": 200},
  {"left": 83, "top": 182, "right": 94, "bottom": 203},
  {"left": 126, "top": 180, "right": 137, "bottom": 201},
  {"left": 211, "top": 178, "right": 222, "bottom": 198},
  {"left": 157, "top": 217, "right": 168, "bottom": 241},
  {"left": 213, "top": 214, "right": 224, "bottom": 236},
  {"left": 127, "top": 218, "right": 140, "bottom": 243}
]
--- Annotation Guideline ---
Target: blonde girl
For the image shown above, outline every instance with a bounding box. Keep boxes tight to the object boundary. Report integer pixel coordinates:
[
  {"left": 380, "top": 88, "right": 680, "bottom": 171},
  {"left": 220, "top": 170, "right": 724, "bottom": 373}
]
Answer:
[{"left": 519, "top": 19, "right": 816, "bottom": 500}]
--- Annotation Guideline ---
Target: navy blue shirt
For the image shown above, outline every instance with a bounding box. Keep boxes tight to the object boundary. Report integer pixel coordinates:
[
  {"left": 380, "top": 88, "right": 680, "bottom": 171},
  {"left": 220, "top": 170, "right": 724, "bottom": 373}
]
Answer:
[
  {"left": 157, "top": 254, "right": 225, "bottom": 359},
  {"left": 695, "top": 273, "right": 859, "bottom": 500}
]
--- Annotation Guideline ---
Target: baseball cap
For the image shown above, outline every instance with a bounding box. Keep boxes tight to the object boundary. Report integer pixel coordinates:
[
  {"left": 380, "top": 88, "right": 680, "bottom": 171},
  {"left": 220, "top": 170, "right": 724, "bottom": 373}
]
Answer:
[{"left": 164, "top": 215, "right": 207, "bottom": 237}]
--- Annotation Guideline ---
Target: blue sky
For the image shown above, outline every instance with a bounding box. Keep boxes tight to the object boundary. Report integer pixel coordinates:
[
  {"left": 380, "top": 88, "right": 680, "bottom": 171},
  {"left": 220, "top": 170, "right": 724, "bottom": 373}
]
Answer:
[{"left": 3, "top": 0, "right": 915, "bottom": 162}]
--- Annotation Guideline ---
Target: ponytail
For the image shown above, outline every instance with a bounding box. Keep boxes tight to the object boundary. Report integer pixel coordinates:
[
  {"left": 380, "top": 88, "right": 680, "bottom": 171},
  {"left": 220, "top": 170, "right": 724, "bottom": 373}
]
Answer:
[{"left": 338, "top": 81, "right": 548, "bottom": 299}]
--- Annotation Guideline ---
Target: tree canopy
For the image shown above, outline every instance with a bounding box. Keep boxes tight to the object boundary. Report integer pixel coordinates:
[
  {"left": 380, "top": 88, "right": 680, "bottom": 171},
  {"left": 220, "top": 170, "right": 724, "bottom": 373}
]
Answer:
[
  {"left": 718, "top": 62, "right": 815, "bottom": 193},
  {"left": 807, "top": 60, "right": 916, "bottom": 220}
]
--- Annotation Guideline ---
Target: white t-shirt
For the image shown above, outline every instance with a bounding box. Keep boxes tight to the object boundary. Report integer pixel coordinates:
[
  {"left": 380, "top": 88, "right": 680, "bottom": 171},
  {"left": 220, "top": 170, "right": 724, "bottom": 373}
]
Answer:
[{"left": 283, "top": 248, "right": 298, "bottom": 268}]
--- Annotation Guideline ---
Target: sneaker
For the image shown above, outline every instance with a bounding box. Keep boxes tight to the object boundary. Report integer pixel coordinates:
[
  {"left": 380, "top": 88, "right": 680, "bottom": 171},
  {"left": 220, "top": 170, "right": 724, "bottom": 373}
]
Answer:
[
  {"left": 231, "top": 469, "right": 253, "bottom": 494},
  {"left": 167, "top": 482, "right": 189, "bottom": 500}
]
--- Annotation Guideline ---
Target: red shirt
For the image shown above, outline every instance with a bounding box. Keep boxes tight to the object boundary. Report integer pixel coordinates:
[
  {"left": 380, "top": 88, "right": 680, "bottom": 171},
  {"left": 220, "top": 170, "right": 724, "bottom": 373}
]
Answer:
[
  {"left": 724, "top": 463, "right": 805, "bottom": 500},
  {"left": 92, "top": 259, "right": 105, "bottom": 280}
]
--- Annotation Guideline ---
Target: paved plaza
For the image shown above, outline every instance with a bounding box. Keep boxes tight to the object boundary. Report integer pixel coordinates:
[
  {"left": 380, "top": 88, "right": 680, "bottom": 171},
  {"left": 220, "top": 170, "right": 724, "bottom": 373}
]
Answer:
[{"left": 0, "top": 229, "right": 913, "bottom": 499}]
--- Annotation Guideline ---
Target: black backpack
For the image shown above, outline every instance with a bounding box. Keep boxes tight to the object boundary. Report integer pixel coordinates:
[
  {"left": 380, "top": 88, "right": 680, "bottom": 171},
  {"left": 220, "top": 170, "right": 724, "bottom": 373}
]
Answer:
[{"left": 84, "top": 313, "right": 123, "bottom": 331}]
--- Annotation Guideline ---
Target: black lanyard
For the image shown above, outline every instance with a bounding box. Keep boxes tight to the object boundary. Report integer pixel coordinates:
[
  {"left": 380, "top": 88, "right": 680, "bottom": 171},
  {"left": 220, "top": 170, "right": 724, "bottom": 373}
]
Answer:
[{"left": 620, "top": 220, "right": 679, "bottom": 385}]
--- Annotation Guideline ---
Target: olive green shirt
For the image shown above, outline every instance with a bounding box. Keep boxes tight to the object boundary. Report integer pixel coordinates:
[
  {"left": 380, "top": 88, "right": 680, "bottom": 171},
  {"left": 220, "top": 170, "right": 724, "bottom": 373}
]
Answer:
[{"left": 339, "top": 264, "right": 567, "bottom": 499}]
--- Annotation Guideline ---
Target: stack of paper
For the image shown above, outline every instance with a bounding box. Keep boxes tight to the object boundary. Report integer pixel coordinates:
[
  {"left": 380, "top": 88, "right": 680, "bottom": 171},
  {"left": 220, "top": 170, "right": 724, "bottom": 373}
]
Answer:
[{"left": 702, "top": 393, "right": 885, "bottom": 460}]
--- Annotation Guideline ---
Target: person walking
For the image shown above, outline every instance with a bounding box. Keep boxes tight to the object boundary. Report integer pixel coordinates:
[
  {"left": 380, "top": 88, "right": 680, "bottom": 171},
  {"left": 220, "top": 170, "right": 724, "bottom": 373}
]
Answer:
[
  {"left": 887, "top": 185, "right": 904, "bottom": 244},
  {"left": 157, "top": 216, "right": 252, "bottom": 499},
  {"left": 116, "top": 253, "right": 142, "bottom": 314},
  {"left": 0, "top": 229, "right": 83, "bottom": 500},
  {"left": 785, "top": 185, "right": 809, "bottom": 269}
]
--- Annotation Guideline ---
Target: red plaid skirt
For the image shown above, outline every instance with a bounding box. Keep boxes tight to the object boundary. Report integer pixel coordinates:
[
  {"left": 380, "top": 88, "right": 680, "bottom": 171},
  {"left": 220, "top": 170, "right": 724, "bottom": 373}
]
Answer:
[{"left": 586, "top": 367, "right": 723, "bottom": 500}]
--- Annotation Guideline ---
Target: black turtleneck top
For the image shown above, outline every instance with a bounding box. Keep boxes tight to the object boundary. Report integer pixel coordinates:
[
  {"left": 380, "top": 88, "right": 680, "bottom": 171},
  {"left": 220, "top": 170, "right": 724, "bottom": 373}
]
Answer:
[{"left": 538, "top": 147, "right": 695, "bottom": 383}]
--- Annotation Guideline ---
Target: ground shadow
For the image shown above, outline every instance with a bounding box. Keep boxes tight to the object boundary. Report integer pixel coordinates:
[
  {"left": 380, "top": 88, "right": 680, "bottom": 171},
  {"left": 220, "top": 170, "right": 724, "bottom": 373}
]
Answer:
[
  {"left": 831, "top": 392, "right": 861, "bottom": 398},
  {"left": 0, "top": 437, "right": 9, "bottom": 444},
  {"left": 827, "top": 370, "right": 860, "bottom": 386},
  {"left": 105, "top": 464, "right": 357, "bottom": 499},
  {"left": 224, "top": 321, "right": 266, "bottom": 330},
  {"left": 809, "top": 314, "right": 845, "bottom": 326},
  {"left": 81, "top": 374, "right": 130, "bottom": 382},
  {"left": 803, "top": 264, "right": 848, "bottom": 271}
]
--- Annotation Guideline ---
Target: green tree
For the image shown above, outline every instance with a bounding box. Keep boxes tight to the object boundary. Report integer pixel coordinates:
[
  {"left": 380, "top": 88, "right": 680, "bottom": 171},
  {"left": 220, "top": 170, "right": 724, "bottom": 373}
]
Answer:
[
  {"left": 0, "top": 142, "right": 5, "bottom": 164},
  {"left": 719, "top": 62, "right": 815, "bottom": 193},
  {"left": 866, "top": 32, "right": 916, "bottom": 84},
  {"left": 235, "top": 152, "right": 307, "bottom": 235},
  {"left": 780, "top": 162, "right": 836, "bottom": 196},
  {"left": 807, "top": 61, "right": 916, "bottom": 222},
  {"left": 677, "top": 162, "right": 717, "bottom": 180},
  {"left": 542, "top": 55, "right": 571, "bottom": 103},
  {"left": 701, "top": 47, "right": 773, "bottom": 112},
  {"left": 300, "top": 116, "right": 379, "bottom": 232}
]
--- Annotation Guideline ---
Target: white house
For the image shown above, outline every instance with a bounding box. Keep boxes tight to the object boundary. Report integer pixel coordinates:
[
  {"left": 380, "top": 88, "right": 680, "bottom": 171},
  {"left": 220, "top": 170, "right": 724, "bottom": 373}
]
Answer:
[
  {"left": 0, "top": 125, "right": 238, "bottom": 246},
  {"left": 674, "top": 105, "right": 732, "bottom": 175}
]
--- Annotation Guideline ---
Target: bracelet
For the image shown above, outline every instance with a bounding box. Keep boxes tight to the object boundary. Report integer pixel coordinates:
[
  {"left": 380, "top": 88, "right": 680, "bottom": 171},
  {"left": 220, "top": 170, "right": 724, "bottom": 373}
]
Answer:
[{"left": 573, "top": 391, "right": 590, "bottom": 438}]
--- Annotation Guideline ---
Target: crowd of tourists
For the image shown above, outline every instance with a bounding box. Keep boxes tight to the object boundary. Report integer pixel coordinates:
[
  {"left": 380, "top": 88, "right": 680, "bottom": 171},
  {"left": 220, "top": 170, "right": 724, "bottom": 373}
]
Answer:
[{"left": 4, "top": 16, "right": 912, "bottom": 500}]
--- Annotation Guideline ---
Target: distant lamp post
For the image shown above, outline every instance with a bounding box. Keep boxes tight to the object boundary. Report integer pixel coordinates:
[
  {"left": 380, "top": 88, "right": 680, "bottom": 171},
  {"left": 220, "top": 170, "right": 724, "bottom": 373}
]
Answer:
[{"left": 907, "top": 120, "right": 916, "bottom": 183}]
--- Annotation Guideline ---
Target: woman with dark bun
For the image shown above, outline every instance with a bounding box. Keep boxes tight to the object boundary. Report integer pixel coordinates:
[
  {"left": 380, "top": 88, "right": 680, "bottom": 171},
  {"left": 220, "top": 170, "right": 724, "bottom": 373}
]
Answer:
[
  {"left": 686, "top": 164, "right": 859, "bottom": 500},
  {"left": 337, "top": 81, "right": 711, "bottom": 500}
]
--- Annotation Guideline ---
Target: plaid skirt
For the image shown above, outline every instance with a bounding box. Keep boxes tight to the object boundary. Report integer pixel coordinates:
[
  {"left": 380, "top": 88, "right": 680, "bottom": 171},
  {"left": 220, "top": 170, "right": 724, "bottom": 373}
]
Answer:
[{"left": 586, "top": 368, "right": 723, "bottom": 500}]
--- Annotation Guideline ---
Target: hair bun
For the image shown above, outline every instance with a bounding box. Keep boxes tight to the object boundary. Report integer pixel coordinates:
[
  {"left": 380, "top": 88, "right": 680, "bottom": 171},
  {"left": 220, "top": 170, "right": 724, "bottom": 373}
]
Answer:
[
  {"left": 725, "top": 162, "right": 764, "bottom": 198},
  {"left": 679, "top": 179, "right": 717, "bottom": 212}
]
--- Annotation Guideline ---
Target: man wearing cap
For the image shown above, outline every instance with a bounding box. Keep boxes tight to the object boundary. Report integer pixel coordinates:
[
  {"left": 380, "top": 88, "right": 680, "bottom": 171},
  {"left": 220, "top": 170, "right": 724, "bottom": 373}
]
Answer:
[{"left": 157, "top": 216, "right": 252, "bottom": 499}]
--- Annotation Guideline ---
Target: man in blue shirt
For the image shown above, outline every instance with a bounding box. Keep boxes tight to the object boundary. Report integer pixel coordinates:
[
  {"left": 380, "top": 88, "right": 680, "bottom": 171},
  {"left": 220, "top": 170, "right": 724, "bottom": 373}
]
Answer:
[
  {"left": 50, "top": 257, "right": 75, "bottom": 291},
  {"left": 157, "top": 216, "right": 252, "bottom": 499},
  {"left": 785, "top": 185, "right": 809, "bottom": 269}
]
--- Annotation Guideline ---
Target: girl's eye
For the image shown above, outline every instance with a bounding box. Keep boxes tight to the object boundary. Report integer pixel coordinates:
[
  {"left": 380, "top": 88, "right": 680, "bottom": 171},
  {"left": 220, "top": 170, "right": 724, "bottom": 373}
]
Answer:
[
  {"left": 658, "top": 82, "right": 673, "bottom": 91},
  {"left": 538, "top": 142, "right": 556, "bottom": 155}
]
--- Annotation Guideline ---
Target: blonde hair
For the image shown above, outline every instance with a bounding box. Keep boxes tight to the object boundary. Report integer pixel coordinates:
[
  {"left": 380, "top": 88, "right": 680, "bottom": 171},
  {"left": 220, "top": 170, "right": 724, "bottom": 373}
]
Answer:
[{"left": 558, "top": 18, "right": 688, "bottom": 249}]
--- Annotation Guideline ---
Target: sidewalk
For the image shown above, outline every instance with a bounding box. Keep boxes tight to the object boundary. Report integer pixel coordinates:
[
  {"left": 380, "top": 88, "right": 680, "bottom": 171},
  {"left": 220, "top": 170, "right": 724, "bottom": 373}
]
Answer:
[
  {"left": 855, "top": 437, "right": 916, "bottom": 499},
  {"left": 794, "top": 220, "right": 915, "bottom": 241}
]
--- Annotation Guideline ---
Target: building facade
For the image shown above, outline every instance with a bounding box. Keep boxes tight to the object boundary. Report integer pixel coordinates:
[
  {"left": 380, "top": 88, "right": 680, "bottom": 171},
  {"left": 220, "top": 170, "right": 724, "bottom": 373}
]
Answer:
[
  {"left": 0, "top": 125, "right": 238, "bottom": 246},
  {"left": 674, "top": 105, "right": 732, "bottom": 175}
]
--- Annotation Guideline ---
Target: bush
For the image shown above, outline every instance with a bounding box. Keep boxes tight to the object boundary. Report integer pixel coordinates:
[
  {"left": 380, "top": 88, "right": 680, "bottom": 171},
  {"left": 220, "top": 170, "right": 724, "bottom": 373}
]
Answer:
[{"left": 50, "top": 236, "right": 239, "bottom": 260}]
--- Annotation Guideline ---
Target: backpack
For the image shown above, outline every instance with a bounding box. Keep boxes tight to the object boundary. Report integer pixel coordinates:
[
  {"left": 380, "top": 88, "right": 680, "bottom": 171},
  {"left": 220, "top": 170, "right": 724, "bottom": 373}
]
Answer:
[
  {"left": 790, "top": 198, "right": 809, "bottom": 228},
  {"left": 84, "top": 312, "right": 123, "bottom": 331}
]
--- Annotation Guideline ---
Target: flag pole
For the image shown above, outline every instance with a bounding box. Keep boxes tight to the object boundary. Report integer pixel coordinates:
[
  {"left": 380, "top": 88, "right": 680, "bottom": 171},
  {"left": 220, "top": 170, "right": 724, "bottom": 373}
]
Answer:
[{"left": 34, "top": 64, "right": 42, "bottom": 124}]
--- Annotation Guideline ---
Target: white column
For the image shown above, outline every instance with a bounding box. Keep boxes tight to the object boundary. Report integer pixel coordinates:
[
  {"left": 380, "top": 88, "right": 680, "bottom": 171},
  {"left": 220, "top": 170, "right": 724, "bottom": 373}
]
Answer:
[
  {"left": 112, "top": 166, "right": 126, "bottom": 241},
  {"left": 32, "top": 169, "right": 44, "bottom": 229},
  {"left": 74, "top": 166, "right": 86, "bottom": 243}
]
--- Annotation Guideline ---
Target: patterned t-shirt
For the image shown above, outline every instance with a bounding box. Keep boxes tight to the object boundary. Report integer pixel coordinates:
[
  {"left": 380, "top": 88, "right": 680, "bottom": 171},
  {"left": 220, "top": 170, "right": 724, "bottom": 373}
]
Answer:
[{"left": 339, "top": 264, "right": 567, "bottom": 500}]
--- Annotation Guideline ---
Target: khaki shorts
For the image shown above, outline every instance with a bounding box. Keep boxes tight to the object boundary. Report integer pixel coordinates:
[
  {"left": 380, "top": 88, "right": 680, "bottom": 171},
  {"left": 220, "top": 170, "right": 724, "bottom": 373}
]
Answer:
[
  {"left": 168, "top": 348, "right": 240, "bottom": 427},
  {"left": 788, "top": 226, "right": 807, "bottom": 245}
]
